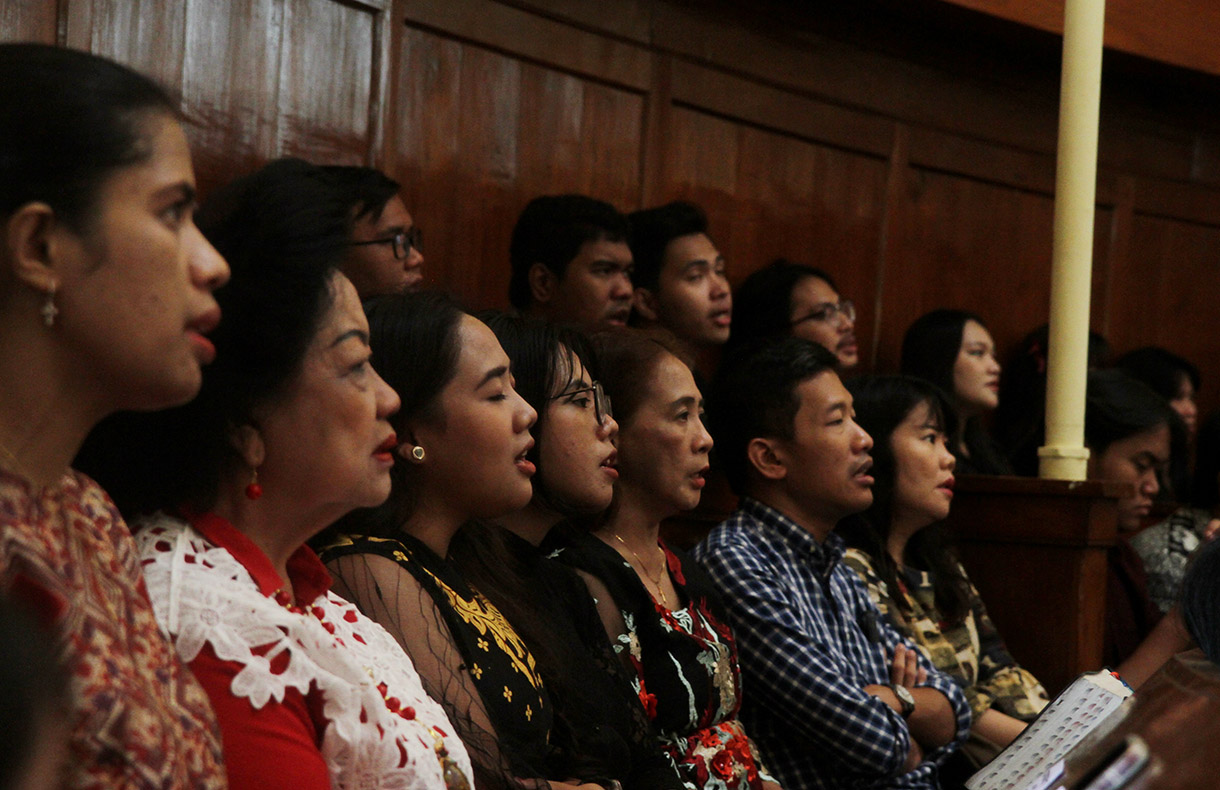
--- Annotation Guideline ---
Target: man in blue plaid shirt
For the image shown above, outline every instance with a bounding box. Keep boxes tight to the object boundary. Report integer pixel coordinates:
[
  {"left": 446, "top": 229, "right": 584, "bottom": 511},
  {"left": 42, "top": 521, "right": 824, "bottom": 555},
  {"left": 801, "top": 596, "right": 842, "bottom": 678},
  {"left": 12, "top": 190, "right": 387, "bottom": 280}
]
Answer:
[{"left": 694, "top": 337, "right": 970, "bottom": 789}]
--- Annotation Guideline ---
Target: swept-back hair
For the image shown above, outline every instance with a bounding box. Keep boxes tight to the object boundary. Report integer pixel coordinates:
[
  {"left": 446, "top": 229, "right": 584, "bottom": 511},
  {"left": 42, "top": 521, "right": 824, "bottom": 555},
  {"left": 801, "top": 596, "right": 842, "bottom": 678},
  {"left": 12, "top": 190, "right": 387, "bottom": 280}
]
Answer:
[
  {"left": 1085, "top": 369, "right": 1174, "bottom": 456},
  {"left": 837, "top": 375, "right": 971, "bottom": 625},
  {"left": 709, "top": 335, "right": 839, "bottom": 496},
  {"left": 627, "top": 200, "right": 709, "bottom": 291},
  {"left": 508, "top": 194, "right": 629, "bottom": 309},
  {"left": 0, "top": 43, "right": 179, "bottom": 230},
  {"left": 76, "top": 158, "right": 349, "bottom": 517}
]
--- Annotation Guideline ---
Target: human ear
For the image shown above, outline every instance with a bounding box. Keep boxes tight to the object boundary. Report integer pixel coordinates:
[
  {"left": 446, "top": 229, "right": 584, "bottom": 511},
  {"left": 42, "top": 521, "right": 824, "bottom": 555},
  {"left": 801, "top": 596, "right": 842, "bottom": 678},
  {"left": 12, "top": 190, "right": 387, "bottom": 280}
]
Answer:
[
  {"left": 4, "top": 202, "right": 62, "bottom": 294},
  {"left": 747, "top": 437, "right": 787, "bottom": 482},
  {"left": 229, "top": 423, "right": 266, "bottom": 470},
  {"left": 528, "top": 263, "right": 556, "bottom": 305},
  {"left": 633, "top": 287, "right": 659, "bottom": 322}
]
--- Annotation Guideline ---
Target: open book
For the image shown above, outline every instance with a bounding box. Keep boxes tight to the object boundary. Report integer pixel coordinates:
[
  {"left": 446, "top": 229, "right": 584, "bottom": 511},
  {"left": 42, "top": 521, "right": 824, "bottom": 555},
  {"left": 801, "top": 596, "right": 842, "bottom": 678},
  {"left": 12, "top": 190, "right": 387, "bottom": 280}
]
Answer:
[{"left": 966, "top": 669, "right": 1134, "bottom": 790}]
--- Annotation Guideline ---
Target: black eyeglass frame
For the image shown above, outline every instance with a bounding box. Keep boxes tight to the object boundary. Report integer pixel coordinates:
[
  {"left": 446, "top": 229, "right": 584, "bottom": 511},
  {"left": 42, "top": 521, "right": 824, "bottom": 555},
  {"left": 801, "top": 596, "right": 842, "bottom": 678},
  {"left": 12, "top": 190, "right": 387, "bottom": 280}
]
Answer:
[
  {"left": 348, "top": 226, "right": 422, "bottom": 261},
  {"left": 549, "top": 381, "right": 613, "bottom": 426}
]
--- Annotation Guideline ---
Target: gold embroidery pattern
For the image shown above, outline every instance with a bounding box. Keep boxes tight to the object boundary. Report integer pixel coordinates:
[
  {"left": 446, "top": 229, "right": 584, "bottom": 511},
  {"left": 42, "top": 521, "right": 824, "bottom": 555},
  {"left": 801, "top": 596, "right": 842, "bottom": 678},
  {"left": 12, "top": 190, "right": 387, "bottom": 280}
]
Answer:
[
  {"left": 503, "top": 686, "right": 513, "bottom": 702},
  {"left": 330, "top": 535, "right": 546, "bottom": 692}
]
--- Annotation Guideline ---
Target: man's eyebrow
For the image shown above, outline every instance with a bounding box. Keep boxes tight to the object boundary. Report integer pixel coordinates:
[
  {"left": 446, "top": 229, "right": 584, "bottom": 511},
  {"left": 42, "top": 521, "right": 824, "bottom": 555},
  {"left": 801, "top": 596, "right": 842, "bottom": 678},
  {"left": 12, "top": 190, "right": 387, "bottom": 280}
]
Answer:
[{"left": 154, "top": 182, "right": 196, "bottom": 206}]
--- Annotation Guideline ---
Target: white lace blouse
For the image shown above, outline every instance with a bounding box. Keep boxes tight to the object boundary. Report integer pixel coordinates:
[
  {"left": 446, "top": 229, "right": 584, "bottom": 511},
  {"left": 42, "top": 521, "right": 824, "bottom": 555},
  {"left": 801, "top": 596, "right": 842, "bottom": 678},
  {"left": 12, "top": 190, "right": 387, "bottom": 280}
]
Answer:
[{"left": 136, "top": 511, "right": 473, "bottom": 790}]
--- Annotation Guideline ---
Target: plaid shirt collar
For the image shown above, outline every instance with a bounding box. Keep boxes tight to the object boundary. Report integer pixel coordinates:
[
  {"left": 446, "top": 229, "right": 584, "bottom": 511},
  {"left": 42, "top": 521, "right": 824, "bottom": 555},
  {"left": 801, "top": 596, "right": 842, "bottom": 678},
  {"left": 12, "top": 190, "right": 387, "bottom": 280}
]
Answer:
[{"left": 738, "top": 496, "right": 844, "bottom": 583}]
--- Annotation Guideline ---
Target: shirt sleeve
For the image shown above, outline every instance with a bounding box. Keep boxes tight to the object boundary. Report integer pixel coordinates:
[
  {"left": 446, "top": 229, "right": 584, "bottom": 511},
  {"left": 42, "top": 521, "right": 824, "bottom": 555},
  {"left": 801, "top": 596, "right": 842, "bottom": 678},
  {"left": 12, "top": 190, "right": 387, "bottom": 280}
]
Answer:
[
  {"left": 189, "top": 643, "right": 331, "bottom": 790},
  {"left": 699, "top": 538, "right": 970, "bottom": 785}
]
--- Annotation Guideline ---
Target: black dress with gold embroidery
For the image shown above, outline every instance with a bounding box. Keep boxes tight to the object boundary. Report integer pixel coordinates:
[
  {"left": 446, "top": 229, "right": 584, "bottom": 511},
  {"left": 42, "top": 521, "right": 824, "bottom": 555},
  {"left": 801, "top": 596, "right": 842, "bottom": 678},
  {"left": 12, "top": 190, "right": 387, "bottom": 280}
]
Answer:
[{"left": 319, "top": 533, "right": 556, "bottom": 789}]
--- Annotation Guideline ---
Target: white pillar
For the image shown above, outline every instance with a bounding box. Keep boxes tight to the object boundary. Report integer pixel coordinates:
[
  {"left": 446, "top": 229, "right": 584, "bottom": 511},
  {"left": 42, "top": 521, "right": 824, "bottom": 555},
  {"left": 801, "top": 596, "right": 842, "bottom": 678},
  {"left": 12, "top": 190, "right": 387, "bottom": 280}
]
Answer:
[{"left": 1039, "top": 0, "right": 1107, "bottom": 481}]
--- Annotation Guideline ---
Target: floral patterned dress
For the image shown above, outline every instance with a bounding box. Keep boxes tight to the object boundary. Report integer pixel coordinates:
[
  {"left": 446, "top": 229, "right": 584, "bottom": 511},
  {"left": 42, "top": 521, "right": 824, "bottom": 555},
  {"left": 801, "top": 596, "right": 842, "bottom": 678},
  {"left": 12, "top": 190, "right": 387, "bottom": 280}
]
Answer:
[{"left": 552, "top": 532, "right": 771, "bottom": 790}]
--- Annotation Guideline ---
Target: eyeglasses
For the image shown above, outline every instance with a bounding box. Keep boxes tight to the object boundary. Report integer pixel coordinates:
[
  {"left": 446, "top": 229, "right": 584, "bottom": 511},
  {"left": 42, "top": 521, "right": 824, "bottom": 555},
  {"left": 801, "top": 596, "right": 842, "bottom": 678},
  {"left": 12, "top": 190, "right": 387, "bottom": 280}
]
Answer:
[
  {"left": 348, "top": 226, "right": 422, "bottom": 261},
  {"left": 790, "top": 299, "right": 855, "bottom": 326},
  {"left": 550, "top": 381, "right": 613, "bottom": 427}
]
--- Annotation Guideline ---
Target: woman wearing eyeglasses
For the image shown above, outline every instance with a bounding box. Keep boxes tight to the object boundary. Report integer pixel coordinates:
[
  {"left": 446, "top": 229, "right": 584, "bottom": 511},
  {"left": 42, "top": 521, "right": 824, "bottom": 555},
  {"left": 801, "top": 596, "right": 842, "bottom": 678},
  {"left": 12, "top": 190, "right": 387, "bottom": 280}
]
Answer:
[
  {"left": 450, "top": 312, "right": 686, "bottom": 789},
  {"left": 728, "top": 259, "right": 858, "bottom": 370},
  {"left": 552, "top": 329, "right": 778, "bottom": 790}
]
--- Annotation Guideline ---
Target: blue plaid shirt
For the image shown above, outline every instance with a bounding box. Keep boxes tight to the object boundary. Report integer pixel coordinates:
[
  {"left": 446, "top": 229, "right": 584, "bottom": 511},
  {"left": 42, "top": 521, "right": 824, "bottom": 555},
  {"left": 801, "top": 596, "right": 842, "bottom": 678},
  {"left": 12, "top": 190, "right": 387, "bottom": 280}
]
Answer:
[{"left": 693, "top": 498, "right": 970, "bottom": 789}]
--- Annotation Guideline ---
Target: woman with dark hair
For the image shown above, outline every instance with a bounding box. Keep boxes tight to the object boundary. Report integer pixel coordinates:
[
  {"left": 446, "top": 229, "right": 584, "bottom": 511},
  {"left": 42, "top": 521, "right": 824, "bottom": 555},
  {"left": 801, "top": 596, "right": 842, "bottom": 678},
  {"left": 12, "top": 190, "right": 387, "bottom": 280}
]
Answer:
[
  {"left": 319, "top": 296, "right": 618, "bottom": 790},
  {"left": 1114, "top": 347, "right": 1201, "bottom": 438},
  {"left": 0, "top": 44, "right": 229, "bottom": 787},
  {"left": 838, "top": 376, "right": 1047, "bottom": 771},
  {"left": 1082, "top": 370, "right": 1195, "bottom": 686},
  {"left": 728, "top": 259, "right": 858, "bottom": 370},
  {"left": 78, "top": 159, "right": 472, "bottom": 790},
  {"left": 901, "top": 309, "right": 1012, "bottom": 475},
  {"left": 552, "top": 329, "right": 777, "bottom": 790},
  {"left": 1130, "top": 411, "right": 1220, "bottom": 614},
  {"left": 450, "top": 313, "right": 685, "bottom": 789}
]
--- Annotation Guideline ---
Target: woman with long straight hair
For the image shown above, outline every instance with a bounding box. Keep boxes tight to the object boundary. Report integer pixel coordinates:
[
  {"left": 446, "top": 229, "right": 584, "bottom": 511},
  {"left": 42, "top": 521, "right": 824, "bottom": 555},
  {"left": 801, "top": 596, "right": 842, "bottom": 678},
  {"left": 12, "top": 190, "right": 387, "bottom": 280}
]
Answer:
[{"left": 838, "top": 375, "right": 1048, "bottom": 773}]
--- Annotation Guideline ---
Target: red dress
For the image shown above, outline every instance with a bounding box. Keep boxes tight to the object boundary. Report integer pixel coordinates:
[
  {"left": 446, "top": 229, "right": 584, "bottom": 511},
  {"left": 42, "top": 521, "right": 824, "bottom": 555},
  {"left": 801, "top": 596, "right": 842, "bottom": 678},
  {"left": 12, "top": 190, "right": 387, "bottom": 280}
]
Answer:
[{"left": 0, "top": 469, "right": 225, "bottom": 789}]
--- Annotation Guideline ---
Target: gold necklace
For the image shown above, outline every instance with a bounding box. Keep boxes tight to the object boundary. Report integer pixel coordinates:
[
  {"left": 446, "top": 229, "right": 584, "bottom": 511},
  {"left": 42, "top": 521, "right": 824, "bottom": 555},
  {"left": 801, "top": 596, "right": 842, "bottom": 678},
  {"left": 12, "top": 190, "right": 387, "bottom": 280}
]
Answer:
[
  {"left": 0, "top": 437, "right": 28, "bottom": 479},
  {"left": 613, "top": 532, "right": 669, "bottom": 607}
]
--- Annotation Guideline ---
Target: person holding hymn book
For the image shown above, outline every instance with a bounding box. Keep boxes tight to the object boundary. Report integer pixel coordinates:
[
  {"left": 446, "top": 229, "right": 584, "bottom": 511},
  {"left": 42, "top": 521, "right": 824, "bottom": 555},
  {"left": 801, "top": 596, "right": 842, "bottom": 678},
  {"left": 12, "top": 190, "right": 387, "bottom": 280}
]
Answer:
[
  {"left": 695, "top": 337, "right": 970, "bottom": 790},
  {"left": 836, "top": 376, "right": 1048, "bottom": 777}
]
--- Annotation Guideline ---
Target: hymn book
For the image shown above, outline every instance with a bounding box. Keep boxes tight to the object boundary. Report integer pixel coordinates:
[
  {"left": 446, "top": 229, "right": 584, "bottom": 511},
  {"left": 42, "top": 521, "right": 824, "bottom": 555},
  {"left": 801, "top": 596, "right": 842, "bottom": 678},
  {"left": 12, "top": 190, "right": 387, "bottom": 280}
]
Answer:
[{"left": 965, "top": 669, "right": 1135, "bottom": 790}]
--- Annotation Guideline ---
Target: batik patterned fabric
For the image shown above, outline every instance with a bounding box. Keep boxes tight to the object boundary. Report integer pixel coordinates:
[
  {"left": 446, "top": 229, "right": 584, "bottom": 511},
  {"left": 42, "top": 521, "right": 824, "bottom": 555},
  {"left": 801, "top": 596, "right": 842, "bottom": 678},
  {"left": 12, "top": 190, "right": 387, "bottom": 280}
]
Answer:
[
  {"left": 0, "top": 469, "right": 226, "bottom": 789},
  {"left": 137, "top": 512, "right": 472, "bottom": 790},
  {"left": 1130, "top": 506, "right": 1212, "bottom": 614},
  {"left": 842, "top": 548, "right": 1048, "bottom": 722},
  {"left": 553, "top": 531, "right": 771, "bottom": 790}
]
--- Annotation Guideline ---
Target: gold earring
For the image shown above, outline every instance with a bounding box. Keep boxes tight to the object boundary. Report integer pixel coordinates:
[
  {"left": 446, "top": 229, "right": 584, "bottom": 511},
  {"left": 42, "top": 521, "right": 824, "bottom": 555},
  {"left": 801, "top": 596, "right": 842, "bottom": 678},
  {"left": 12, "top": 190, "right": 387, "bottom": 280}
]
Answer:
[
  {"left": 40, "top": 284, "right": 58, "bottom": 327},
  {"left": 411, "top": 446, "right": 425, "bottom": 462}
]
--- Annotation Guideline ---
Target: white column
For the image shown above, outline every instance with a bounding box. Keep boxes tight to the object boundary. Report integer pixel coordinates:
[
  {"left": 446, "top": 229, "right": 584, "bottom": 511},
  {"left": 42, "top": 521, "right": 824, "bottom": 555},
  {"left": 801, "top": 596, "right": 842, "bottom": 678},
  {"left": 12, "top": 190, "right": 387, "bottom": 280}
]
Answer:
[{"left": 1039, "top": 0, "right": 1107, "bottom": 481}]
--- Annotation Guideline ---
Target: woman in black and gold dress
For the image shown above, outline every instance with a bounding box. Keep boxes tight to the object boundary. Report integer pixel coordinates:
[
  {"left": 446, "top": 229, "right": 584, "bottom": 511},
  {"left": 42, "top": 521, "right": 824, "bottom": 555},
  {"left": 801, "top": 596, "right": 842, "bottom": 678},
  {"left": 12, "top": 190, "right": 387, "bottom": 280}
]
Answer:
[{"left": 318, "top": 292, "right": 600, "bottom": 790}]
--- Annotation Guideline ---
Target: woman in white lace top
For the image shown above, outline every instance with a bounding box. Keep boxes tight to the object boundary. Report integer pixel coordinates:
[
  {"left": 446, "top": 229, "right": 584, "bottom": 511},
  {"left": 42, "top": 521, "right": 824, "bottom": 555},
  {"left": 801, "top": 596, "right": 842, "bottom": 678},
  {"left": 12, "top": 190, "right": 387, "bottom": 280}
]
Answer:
[{"left": 78, "top": 159, "right": 472, "bottom": 790}]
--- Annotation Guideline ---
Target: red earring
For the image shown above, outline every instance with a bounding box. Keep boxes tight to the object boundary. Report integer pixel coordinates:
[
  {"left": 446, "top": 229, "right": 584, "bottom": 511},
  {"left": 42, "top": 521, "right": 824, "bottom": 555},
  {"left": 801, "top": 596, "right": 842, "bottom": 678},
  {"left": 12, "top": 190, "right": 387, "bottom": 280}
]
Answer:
[{"left": 245, "top": 468, "right": 263, "bottom": 500}]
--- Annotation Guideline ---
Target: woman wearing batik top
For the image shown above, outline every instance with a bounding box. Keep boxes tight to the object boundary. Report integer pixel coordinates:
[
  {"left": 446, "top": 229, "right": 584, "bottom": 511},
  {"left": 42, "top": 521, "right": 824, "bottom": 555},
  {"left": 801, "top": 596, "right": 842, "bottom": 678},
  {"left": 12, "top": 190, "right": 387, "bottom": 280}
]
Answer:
[
  {"left": 0, "top": 44, "right": 230, "bottom": 788},
  {"left": 837, "top": 376, "right": 1047, "bottom": 773},
  {"left": 553, "top": 329, "right": 778, "bottom": 790}
]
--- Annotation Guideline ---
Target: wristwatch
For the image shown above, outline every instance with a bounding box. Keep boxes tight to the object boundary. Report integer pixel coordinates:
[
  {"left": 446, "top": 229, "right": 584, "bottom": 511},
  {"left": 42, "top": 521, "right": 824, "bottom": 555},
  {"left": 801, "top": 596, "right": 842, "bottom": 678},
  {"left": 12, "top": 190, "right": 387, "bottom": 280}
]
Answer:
[{"left": 889, "top": 683, "right": 916, "bottom": 718}]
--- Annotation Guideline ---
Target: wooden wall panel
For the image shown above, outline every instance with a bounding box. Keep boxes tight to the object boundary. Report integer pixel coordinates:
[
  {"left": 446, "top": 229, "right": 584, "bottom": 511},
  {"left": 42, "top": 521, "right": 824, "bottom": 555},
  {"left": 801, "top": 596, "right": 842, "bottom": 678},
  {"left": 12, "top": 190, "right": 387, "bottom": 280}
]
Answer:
[
  {"left": 1111, "top": 215, "right": 1220, "bottom": 416},
  {"left": 390, "top": 23, "right": 645, "bottom": 308},
  {"left": 275, "top": 0, "right": 380, "bottom": 166},
  {"left": 875, "top": 168, "right": 1114, "bottom": 374},
  {"left": 0, "top": 0, "right": 58, "bottom": 43}
]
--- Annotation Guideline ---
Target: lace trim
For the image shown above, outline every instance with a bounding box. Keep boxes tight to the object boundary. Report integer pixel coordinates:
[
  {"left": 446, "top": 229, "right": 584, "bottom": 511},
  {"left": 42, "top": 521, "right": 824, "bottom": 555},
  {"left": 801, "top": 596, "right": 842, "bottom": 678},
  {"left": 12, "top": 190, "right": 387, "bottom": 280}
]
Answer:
[{"left": 137, "top": 514, "right": 473, "bottom": 790}]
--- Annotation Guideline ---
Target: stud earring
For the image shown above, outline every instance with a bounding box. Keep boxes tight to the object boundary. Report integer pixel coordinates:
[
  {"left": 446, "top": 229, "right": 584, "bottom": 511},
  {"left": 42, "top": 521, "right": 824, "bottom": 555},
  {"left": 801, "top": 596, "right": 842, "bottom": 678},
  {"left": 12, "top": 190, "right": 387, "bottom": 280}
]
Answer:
[
  {"left": 410, "top": 446, "right": 426, "bottom": 462},
  {"left": 245, "top": 468, "right": 263, "bottom": 500},
  {"left": 40, "top": 284, "right": 58, "bottom": 327}
]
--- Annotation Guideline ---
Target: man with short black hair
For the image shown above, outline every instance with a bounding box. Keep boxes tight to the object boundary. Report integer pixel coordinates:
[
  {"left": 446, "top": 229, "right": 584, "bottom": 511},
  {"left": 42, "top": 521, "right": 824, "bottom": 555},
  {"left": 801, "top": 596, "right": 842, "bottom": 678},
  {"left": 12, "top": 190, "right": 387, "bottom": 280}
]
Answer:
[
  {"left": 695, "top": 337, "right": 969, "bottom": 789},
  {"left": 322, "top": 165, "right": 424, "bottom": 297},
  {"left": 509, "top": 194, "right": 634, "bottom": 334},
  {"left": 629, "top": 201, "right": 732, "bottom": 351}
]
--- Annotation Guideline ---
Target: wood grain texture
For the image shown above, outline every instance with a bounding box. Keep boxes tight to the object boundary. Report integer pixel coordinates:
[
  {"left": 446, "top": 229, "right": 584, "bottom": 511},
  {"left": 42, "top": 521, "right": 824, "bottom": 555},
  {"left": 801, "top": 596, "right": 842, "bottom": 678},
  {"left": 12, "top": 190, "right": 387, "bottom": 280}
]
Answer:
[{"left": 0, "top": 0, "right": 57, "bottom": 44}]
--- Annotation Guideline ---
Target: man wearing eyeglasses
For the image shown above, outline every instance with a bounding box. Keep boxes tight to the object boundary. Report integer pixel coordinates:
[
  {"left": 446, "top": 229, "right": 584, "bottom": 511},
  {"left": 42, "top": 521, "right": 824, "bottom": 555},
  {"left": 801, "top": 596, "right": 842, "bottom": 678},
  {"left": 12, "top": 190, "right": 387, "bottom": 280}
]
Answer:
[{"left": 322, "top": 165, "right": 425, "bottom": 297}]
